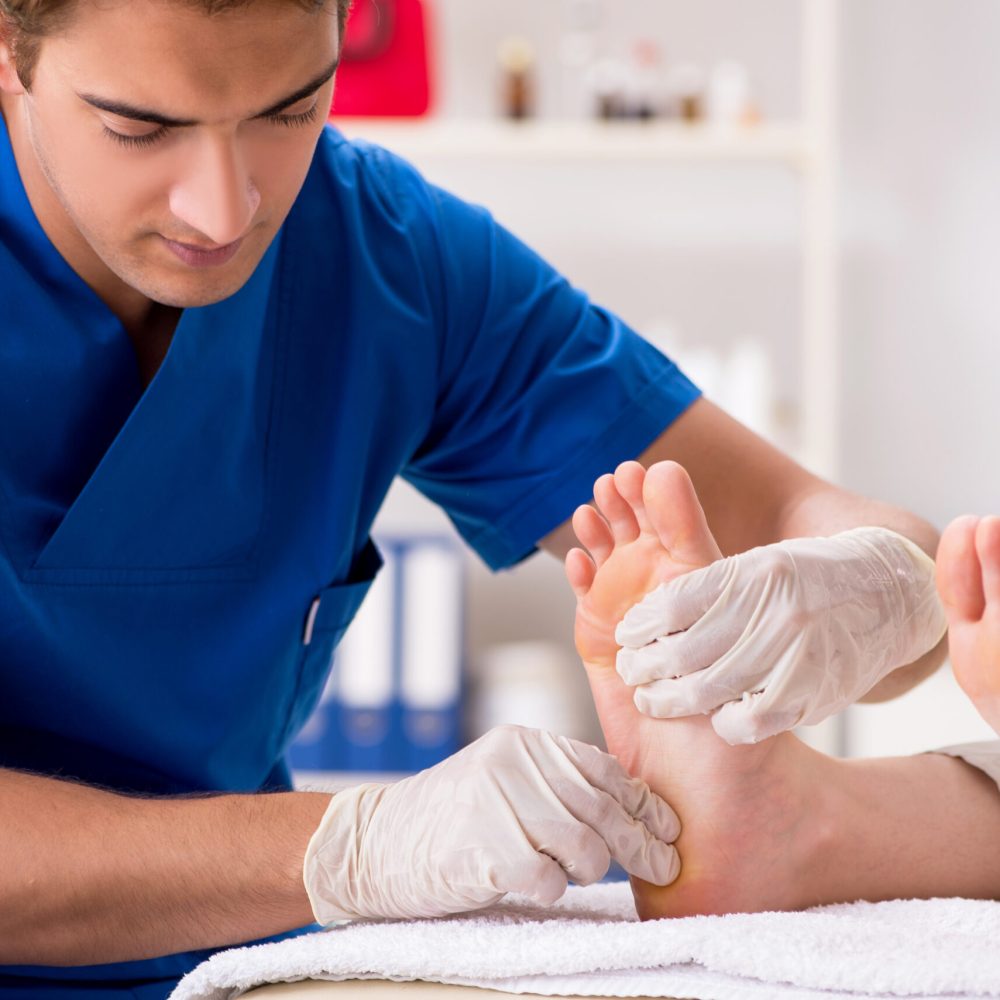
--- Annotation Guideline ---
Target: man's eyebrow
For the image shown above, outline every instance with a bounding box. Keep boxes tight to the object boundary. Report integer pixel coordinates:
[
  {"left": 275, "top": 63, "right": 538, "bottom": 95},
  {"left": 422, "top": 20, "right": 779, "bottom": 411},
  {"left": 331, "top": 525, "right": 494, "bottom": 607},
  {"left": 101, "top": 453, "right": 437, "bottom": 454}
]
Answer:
[{"left": 77, "top": 57, "right": 340, "bottom": 128}]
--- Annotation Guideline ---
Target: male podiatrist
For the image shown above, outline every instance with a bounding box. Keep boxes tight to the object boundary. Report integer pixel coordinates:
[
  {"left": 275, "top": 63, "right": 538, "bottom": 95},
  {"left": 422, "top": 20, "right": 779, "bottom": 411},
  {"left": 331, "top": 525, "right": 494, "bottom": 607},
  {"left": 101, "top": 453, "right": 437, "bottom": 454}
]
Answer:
[{"left": 0, "top": 1, "right": 961, "bottom": 997}]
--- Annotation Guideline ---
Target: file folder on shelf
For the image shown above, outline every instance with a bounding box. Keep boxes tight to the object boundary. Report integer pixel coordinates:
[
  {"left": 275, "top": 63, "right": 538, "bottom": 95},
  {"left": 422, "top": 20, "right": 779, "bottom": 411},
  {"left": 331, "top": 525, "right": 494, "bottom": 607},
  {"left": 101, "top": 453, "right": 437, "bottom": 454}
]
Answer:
[
  {"left": 336, "top": 543, "right": 397, "bottom": 773},
  {"left": 398, "top": 540, "right": 463, "bottom": 771},
  {"left": 288, "top": 534, "right": 464, "bottom": 776}
]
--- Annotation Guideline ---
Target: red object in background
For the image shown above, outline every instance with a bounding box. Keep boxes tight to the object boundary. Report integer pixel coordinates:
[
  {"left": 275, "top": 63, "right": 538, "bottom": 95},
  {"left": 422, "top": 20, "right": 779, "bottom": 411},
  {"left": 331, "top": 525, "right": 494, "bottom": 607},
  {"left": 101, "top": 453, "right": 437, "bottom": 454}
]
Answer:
[{"left": 331, "top": 0, "right": 433, "bottom": 117}]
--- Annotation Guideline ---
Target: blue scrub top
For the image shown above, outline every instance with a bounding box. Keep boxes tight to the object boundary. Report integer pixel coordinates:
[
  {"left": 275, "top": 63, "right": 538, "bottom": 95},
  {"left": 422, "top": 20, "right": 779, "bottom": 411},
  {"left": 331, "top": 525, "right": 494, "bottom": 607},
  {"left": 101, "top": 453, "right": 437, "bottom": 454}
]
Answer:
[{"left": 0, "top": 120, "right": 700, "bottom": 998}]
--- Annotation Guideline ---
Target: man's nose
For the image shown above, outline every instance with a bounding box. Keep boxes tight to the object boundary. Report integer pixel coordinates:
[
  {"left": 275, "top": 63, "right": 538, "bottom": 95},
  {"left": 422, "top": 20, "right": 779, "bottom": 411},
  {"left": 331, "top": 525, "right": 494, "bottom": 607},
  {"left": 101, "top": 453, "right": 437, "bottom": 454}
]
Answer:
[{"left": 168, "top": 134, "right": 261, "bottom": 247}]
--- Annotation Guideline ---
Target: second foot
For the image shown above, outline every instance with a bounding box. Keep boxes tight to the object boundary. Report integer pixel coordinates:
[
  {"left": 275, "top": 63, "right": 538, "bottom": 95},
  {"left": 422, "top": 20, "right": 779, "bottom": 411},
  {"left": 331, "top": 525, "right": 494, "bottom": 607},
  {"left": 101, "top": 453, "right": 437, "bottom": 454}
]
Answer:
[{"left": 937, "top": 514, "right": 1000, "bottom": 735}]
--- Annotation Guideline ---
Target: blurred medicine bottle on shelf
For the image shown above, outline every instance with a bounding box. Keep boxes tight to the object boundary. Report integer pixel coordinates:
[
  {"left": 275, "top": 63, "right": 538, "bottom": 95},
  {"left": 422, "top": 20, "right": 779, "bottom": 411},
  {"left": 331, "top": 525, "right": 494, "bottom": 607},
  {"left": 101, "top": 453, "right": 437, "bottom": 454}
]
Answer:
[
  {"left": 623, "top": 40, "right": 663, "bottom": 120},
  {"left": 587, "top": 56, "right": 627, "bottom": 120},
  {"left": 497, "top": 35, "right": 537, "bottom": 119},
  {"left": 706, "top": 60, "right": 758, "bottom": 126},
  {"left": 668, "top": 62, "right": 706, "bottom": 122}
]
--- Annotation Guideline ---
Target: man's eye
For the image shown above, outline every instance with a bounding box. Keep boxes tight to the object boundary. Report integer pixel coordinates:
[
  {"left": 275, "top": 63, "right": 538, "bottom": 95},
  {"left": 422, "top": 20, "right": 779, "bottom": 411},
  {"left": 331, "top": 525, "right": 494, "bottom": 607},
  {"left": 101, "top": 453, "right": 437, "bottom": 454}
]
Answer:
[
  {"left": 265, "top": 103, "right": 321, "bottom": 127},
  {"left": 99, "top": 101, "right": 321, "bottom": 150},
  {"left": 102, "top": 125, "right": 167, "bottom": 149}
]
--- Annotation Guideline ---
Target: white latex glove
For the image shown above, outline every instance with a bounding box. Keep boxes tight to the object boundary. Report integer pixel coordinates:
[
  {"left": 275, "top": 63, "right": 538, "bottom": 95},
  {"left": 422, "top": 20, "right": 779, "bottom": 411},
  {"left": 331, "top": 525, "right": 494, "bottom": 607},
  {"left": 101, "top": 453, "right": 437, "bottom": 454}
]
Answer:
[
  {"left": 616, "top": 526, "right": 947, "bottom": 745},
  {"left": 302, "top": 725, "right": 681, "bottom": 922}
]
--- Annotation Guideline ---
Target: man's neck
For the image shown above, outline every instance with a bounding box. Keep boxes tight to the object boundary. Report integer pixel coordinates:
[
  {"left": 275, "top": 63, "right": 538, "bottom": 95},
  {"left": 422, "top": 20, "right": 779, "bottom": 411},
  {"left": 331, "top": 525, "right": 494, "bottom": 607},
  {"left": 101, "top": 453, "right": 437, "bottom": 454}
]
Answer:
[{"left": 129, "top": 302, "right": 182, "bottom": 389}]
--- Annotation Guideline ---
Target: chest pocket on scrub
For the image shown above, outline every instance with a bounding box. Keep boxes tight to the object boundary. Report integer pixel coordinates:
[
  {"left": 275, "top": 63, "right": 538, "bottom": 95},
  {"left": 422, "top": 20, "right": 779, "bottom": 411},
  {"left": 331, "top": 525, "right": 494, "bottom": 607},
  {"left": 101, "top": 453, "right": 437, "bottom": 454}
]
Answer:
[{"left": 281, "top": 539, "right": 384, "bottom": 749}]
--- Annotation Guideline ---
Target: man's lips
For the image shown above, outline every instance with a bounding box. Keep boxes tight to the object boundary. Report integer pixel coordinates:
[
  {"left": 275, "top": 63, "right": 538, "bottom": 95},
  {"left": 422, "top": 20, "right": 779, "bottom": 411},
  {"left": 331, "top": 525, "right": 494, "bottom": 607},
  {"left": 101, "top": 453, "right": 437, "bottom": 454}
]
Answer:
[{"left": 161, "top": 235, "right": 244, "bottom": 268}]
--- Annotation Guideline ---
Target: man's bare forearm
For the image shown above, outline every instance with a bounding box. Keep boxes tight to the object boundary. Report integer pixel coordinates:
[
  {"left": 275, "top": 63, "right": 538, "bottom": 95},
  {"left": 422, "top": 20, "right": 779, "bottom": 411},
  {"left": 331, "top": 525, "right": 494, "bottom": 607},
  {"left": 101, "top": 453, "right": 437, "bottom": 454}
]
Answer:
[
  {"left": 777, "top": 479, "right": 939, "bottom": 566},
  {"left": 1, "top": 767, "right": 332, "bottom": 966},
  {"left": 540, "top": 401, "right": 947, "bottom": 703}
]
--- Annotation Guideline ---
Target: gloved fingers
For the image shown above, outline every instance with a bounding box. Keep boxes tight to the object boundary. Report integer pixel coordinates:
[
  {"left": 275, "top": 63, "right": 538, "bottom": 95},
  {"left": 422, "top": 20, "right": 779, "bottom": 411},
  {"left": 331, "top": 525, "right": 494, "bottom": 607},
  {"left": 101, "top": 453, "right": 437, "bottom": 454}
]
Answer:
[
  {"left": 710, "top": 691, "right": 805, "bottom": 745},
  {"left": 614, "top": 834, "right": 680, "bottom": 886},
  {"left": 495, "top": 854, "right": 569, "bottom": 906},
  {"left": 615, "top": 563, "right": 729, "bottom": 647},
  {"left": 601, "top": 807, "right": 680, "bottom": 886},
  {"left": 616, "top": 610, "right": 745, "bottom": 686},
  {"left": 632, "top": 666, "right": 744, "bottom": 719},
  {"left": 550, "top": 777, "right": 680, "bottom": 885},
  {"left": 560, "top": 736, "right": 681, "bottom": 842},
  {"left": 538, "top": 821, "right": 613, "bottom": 887}
]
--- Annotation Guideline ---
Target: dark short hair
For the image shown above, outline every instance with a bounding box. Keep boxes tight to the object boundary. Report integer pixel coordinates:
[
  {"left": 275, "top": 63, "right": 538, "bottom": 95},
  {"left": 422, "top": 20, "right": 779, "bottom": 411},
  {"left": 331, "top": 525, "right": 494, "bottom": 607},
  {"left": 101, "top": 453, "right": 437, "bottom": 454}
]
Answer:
[{"left": 0, "top": 0, "right": 350, "bottom": 90}]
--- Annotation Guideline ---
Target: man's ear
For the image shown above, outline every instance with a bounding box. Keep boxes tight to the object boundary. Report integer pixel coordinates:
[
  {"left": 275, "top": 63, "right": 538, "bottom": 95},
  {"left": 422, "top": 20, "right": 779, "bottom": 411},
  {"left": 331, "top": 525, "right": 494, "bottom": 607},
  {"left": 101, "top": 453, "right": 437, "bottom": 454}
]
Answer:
[{"left": 0, "top": 24, "right": 27, "bottom": 95}]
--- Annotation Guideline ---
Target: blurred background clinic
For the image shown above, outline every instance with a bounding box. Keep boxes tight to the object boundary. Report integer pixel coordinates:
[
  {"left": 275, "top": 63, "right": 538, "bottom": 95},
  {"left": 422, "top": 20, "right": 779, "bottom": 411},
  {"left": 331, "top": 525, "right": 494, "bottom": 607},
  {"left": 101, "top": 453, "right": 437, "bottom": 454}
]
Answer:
[{"left": 288, "top": 0, "right": 1000, "bottom": 784}]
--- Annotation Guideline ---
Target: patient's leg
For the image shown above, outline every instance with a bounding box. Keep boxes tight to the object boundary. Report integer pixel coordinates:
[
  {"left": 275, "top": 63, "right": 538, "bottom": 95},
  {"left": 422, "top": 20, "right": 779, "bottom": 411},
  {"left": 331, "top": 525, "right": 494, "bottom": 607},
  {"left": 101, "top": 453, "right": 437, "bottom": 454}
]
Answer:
[
  {"left": 937, "top": 515, "right": 1000, "bottom": 734},
  {"left": 567, "top": 461, "right": 1000, "bottom": 917}
]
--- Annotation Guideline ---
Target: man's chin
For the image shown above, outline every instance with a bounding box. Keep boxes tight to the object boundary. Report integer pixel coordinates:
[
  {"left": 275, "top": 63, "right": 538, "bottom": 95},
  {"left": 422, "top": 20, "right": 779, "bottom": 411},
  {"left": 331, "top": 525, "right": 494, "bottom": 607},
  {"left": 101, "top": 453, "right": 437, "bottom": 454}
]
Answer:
[
  {"left": 108, "top": 227, "right": 272, "bottom": 309},
  {"left": 149, "top": 284, "right": 246, "bottom": 309},
  {"left": 126, "top": 264, "right": 257, "bottom": 310}
]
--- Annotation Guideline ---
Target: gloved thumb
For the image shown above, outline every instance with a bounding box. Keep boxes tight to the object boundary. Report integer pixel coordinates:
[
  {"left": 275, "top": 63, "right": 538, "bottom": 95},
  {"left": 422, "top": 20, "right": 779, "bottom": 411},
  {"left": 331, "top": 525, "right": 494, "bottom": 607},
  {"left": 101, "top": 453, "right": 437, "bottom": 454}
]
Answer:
[
  {"left": 616, "top": 562, "right": 728, "bottom": 647},
  {"left": 711, "top": 693, "right": 803, "bottom": 746},
  {"left": 496, "top": 855, "right": 569, "bottom": 906}
]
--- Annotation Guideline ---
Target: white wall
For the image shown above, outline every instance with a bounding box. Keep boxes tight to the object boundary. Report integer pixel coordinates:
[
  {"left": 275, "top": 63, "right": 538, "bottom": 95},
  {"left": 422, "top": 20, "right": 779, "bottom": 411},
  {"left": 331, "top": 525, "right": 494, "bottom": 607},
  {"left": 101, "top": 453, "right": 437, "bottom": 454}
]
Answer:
[
  {"left": 370, "top": 0, "right": 1000, "bottom": 755},
  {"left": 840, "top": 0, "right": 1000, "bottom": 527},
  {"left": 836, "top": 0, "right": 1000, "bottom": 753}
]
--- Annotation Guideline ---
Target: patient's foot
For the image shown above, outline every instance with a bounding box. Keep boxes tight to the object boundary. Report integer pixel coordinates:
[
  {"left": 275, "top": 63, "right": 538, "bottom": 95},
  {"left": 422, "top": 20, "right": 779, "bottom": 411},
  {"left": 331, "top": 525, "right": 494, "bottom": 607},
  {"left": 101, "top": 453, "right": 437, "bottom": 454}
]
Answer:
[
  {"left": 937, "top": 515, "right": 1000, "bottom": 735},
  {"left": 565, "top": 461, "right": 834, "bottom": 918}
]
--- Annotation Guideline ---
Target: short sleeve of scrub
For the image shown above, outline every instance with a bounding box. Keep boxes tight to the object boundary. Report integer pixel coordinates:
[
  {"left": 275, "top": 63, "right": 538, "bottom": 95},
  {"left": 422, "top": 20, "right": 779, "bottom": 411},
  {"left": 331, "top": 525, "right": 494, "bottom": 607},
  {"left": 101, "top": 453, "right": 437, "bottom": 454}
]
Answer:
[{"left": 353, "top": 142, "right": 701, "bottom": 569}]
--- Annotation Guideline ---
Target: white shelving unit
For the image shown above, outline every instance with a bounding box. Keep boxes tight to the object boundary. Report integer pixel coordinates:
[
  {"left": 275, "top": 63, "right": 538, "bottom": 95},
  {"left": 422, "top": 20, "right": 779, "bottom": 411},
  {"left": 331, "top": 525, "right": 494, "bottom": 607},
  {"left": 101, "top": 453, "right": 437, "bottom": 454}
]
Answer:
[
  {"left": 333, "top": 0, "right": 844, "bottom": 757},
  {"left": 337, "top": 118, "right": 811, "bottom": 165},
  {"left": 337, "top": 0, "right": 840, "bottom": 481}
]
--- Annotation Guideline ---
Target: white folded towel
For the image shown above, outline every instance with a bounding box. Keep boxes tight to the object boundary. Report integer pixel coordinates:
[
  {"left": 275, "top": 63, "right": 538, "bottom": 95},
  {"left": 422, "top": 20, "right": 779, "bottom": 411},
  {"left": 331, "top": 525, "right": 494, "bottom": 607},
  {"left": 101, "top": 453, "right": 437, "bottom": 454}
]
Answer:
[{"left": 170, "top": 882, "right": 1000, "bottom": 1000}]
